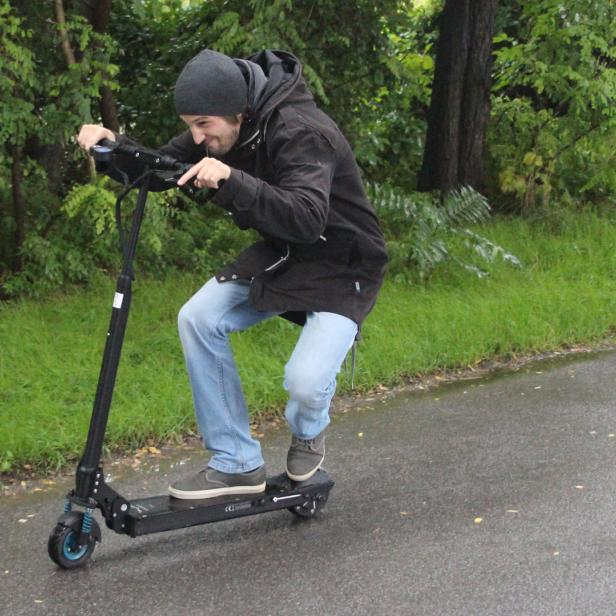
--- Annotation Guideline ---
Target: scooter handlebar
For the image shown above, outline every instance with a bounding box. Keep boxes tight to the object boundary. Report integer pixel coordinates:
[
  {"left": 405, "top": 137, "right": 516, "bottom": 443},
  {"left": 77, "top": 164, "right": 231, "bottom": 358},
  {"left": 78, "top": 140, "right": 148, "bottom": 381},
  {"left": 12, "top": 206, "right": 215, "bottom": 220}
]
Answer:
[{"left": 89, "top": 138, "right": 191, "bottom": 173}]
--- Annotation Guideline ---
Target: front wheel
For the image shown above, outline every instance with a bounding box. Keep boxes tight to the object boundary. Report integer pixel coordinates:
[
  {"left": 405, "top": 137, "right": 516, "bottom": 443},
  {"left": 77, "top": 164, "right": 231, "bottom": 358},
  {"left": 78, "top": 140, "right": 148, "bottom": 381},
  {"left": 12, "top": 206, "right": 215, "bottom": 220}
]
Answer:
[{"left": 48, "top": 513, "right": 99, "bottom": 569}]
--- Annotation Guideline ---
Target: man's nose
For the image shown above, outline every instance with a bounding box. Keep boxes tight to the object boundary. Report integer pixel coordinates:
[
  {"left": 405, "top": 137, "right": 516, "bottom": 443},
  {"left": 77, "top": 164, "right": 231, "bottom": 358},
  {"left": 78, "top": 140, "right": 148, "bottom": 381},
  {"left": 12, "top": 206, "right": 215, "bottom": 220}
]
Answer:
[{"left": 190, "top": 126, "right": 204, "bottom": 145}]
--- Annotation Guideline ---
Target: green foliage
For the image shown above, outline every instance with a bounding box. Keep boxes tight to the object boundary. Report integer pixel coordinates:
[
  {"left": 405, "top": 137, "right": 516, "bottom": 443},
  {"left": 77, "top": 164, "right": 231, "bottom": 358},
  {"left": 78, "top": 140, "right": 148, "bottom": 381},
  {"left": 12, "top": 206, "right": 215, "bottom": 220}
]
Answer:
[
  {"left": 0, "top": 2, "right": 36, "bottom": 147},
  {"left": 109, "top": 0, "right": 402, "bottom": 145},
  {"left": 0, "top": 2, "right": 118, "bottom": 149},
  {"left": 63, "top": 178, "right": 118, "bottom": 235},
  {"left": 0, "top": 1, "right": 119, "bottom": 286},
  {"left": 3, "top": 177, "right": 256, "bottom": 298},
  {"left": 3, "top": 0, "right": 616, "bottom": 298},
  {"left": 353, "top": 5, "right": 438, "bottom": 189},
  {"left": 489, "top": 0, "right": 616, "bottom": 212},
  {"left": 2, "top": 177, "right": 118, "bottom": 297},
  {"left": 1, "top": 0, "right": 439, "bottom": 296},
  {"left": 370, "top": 184, "right": 520, "bottom": 281}
]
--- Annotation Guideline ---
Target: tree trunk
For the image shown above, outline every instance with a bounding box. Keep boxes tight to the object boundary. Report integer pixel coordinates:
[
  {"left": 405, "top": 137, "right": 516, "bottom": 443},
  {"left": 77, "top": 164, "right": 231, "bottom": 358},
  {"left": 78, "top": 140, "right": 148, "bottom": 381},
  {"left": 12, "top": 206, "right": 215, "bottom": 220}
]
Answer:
[
  {"left": 99, "top": 84, "right": 120, "bottom": 133},
  {"left": 10, "top": 147, "right": 26, "bottom": 273},
  {"left": 418, "top": 0, "right": 498, "bottom": 193},
  {"left": 81, "top": 0, "right": 120, "bottom": 132}
]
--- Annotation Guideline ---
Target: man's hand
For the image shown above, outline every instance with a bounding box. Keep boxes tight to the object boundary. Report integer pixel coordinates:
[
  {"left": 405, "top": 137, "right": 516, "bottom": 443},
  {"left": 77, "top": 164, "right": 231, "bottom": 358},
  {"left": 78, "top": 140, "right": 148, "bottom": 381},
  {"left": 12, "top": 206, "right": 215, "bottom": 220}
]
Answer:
[
  {"left": 77, "top": 124, "right": 116, "bottom": 152},
  {"left": 177, "top": 157, "right": 231, "bottom": 190}
]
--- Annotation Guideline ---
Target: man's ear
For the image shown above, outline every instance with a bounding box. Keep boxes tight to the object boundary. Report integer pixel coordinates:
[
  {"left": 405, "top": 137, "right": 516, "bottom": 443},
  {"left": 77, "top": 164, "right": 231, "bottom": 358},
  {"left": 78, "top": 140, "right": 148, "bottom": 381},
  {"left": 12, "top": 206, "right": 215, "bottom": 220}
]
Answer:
[{"left": 236, "top": 113, "right": 244, "bottom": 124}]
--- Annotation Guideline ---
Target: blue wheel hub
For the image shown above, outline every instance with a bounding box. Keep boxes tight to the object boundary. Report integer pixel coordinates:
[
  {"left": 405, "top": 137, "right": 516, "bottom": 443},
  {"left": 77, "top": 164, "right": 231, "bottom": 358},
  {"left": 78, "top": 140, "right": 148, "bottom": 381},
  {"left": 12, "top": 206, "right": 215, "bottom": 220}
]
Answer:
[{"left": 62, "top": 530, "right": 88, "bottom": 561}]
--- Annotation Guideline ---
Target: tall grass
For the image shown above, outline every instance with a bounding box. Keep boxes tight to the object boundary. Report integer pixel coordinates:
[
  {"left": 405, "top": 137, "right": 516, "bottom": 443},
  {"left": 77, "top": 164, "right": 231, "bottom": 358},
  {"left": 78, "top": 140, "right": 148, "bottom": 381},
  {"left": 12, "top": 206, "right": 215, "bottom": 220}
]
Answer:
[{"left": 1, "top": 208, "right": 615, "bottom": 473}]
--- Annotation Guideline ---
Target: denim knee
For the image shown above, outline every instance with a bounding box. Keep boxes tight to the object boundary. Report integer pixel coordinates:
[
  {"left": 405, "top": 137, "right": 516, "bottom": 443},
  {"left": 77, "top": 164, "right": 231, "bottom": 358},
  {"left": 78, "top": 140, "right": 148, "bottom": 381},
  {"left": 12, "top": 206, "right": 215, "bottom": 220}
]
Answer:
[
  {"left": 285, "top": 364, "right": 331, "bottom": 407},
  {"left": 178, "top": 299, "right": 222, "bottom": 340}
]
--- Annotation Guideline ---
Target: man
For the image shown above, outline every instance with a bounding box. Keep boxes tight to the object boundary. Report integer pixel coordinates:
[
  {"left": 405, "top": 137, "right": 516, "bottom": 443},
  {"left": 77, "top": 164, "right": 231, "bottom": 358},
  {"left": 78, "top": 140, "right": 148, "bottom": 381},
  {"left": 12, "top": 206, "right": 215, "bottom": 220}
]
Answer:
[{"left": 78, "top": 49, "right": 388, "bottom": 499}]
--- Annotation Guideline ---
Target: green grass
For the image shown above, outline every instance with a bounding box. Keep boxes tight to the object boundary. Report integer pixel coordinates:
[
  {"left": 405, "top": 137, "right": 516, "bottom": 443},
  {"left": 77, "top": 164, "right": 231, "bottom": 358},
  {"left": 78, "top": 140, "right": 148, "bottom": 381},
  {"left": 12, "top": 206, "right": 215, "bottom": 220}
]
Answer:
[{"left": 2, "top": 208, "right": 616, "bottom": 474}]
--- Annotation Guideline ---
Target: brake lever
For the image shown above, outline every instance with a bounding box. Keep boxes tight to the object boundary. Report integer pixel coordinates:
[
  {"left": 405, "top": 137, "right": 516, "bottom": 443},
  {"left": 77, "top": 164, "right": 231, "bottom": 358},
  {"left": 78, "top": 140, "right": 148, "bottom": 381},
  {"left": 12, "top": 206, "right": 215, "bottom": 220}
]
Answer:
[{"left": 160, "top": 165, "right": 200, "bottom": 195}]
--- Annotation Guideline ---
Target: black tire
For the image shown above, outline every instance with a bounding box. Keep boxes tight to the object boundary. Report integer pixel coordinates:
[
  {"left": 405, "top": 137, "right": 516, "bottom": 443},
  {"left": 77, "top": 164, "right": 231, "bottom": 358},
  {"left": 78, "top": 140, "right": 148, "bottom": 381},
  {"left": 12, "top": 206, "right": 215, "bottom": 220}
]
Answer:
[
  {"left": 48, "top": 515, "right": 97, "bottom": 569},
  {"left": 288, "top": 493, "right": 328, "bottom": 518}
]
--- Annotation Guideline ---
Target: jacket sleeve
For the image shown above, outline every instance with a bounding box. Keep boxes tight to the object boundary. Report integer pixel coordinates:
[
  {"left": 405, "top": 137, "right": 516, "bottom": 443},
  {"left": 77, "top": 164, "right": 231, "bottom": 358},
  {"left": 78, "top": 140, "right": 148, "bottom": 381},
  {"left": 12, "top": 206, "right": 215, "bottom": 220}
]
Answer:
[{"left": 211, "top": 127, "right": 335, "bottom": 244}]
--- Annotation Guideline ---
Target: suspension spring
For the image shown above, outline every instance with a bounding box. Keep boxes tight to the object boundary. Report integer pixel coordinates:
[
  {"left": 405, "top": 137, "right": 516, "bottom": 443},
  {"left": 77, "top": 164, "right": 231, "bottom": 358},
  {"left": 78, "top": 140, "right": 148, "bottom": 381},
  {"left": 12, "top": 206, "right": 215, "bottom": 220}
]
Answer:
[{"left": 81, "top": 507, "right": 94, "bottom": 535}]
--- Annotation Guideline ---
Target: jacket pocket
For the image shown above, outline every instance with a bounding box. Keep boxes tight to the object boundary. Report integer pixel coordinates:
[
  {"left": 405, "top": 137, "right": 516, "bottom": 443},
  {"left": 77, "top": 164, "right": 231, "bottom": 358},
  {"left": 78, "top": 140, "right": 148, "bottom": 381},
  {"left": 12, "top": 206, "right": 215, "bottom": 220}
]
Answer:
[
  {"left": 217, "top": 240, "right": 290, "bottom": 281},
  {"left": 292, "top": 230, "right": 358, "bottom": 266}
]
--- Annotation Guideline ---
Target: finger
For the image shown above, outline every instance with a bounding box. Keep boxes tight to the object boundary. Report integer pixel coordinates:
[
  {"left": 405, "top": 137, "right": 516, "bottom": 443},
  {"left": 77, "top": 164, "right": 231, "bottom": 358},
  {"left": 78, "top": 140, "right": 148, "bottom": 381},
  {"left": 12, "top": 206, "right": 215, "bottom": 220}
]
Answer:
[
  {"left": 205, "top": 165, "right": 228, "bottom": 188},
  {"left": 198, "top": 168, "right": 217, "bottom": 189},
  {"left": 177, "top": 163, "right": 202, "bottom": 186},
  {"left": 184, "top": 158, "right": 218, "bottom": 186},
  {"left": 78, "top": 126, "right": 96, "bottom": 150},
  {"left": 196, "top": 175, "right": 212, "bottom": 190},
  {"left": 77, "top": 129, "right": 87, "bottom": 150},
  {"left": 179, "top": 158, "right": 213, "bottom": 185},
  {"left": 82, "top": 135, "right": 94, "bottom": 150},
  {"left": 203, "top": 174, "right": 222, "bottom": 189},
  {"left": 78, "top": 130, "right": 96, "bottom": 151}
]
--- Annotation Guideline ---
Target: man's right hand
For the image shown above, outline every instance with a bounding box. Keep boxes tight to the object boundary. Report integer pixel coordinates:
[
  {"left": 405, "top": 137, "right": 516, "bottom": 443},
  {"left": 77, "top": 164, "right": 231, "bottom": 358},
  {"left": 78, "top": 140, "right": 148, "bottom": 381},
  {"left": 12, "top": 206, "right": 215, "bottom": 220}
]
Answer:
[{"left": 77, "top": 124, "right": 116, "bottom": 152}]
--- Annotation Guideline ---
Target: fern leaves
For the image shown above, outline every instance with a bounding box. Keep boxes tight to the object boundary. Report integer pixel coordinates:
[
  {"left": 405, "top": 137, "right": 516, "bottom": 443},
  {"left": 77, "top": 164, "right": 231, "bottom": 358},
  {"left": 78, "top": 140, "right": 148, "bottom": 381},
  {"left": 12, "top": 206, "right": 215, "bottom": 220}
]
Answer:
[{"left": 368, "top": 183, "right": 521, "bottom": 282}]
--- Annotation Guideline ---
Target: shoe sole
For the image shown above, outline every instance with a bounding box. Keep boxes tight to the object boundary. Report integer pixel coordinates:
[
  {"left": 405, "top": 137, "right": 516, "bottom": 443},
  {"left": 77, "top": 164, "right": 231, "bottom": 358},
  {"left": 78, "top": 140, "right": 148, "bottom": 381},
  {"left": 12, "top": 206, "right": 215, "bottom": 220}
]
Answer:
[
  {"left": 168, "top": 481, "right": 266, "bottom": 500},
  {"left": 285, "top": 455, "right": 324, "bottom": 483}
]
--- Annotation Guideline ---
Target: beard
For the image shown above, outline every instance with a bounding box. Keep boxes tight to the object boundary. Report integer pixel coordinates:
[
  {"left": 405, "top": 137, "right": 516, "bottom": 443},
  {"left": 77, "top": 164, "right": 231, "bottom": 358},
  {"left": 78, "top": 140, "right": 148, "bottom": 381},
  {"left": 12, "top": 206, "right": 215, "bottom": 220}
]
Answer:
[{"left": 206, "top": 123, "right": 241, "bottom": 156}]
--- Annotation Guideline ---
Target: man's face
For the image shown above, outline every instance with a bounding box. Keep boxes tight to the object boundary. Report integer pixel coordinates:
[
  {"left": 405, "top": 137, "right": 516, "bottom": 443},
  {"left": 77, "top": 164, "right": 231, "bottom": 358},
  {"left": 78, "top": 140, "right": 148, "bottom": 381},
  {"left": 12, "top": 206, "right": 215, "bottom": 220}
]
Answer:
[{"left": 181, "top": 114, "right": 242, "bottom": 156}]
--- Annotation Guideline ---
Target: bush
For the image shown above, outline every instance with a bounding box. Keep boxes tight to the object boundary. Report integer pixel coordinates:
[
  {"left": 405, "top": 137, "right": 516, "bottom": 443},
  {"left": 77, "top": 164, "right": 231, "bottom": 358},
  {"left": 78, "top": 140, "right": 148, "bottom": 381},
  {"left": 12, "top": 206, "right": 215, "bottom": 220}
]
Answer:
[
  {"left": 488, "top": 0, "right": 616, "bottom": 213},
  {"left": 2, "top": 180, "right": 255, "bottom": 298},
  {"left": 370, "top": 183, "right": 520, "bottom": 282}
]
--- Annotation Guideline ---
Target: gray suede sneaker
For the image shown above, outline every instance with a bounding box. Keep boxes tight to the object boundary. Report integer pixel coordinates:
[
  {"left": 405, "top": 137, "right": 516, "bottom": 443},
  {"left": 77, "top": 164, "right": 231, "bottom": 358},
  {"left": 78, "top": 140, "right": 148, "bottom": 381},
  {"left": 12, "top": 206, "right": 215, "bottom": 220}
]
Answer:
[
  {"left": 285, "top": 430, "right": 325, "bottom": 482},
  {"left": 168, "top": 466, "right": 266, "bottom": 500}
]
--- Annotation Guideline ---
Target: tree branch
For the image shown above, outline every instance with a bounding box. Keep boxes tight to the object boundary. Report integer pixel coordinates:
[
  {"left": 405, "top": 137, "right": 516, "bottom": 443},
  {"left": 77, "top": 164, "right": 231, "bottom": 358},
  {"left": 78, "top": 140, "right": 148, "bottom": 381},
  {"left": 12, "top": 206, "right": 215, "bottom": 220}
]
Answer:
[{"left": 54, "top": 0, "right": 76, "bottom": 66}]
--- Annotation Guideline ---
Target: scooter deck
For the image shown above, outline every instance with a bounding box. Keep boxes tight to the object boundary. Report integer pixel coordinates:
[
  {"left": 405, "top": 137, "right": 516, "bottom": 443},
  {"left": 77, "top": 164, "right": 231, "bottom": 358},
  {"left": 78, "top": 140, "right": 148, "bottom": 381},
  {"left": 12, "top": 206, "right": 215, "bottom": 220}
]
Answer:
[{"left": 125, "top": 470, "right": 333, "bottom": 537}]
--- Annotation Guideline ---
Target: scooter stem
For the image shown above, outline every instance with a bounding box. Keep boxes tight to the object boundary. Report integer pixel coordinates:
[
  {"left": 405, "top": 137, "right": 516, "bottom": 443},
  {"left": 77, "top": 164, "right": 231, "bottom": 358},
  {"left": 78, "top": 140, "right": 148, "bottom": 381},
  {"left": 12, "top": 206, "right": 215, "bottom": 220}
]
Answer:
[{"left": 75, "top": 176, "right": 151, "bottom": 501}]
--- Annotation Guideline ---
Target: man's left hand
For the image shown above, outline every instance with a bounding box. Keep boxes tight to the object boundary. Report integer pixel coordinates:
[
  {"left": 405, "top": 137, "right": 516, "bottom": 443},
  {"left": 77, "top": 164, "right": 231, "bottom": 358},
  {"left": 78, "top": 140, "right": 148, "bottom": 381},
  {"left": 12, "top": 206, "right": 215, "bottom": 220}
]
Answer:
[{"left": 177, "top": 157, "right": 231, "bottom": 190}]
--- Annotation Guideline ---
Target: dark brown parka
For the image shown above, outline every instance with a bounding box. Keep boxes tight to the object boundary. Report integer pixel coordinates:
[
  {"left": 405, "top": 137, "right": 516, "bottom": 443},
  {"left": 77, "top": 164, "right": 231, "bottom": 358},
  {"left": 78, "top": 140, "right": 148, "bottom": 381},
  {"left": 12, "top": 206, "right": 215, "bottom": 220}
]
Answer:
[{"left": 123, "top": 50, "right": 388, "bottom": 326}]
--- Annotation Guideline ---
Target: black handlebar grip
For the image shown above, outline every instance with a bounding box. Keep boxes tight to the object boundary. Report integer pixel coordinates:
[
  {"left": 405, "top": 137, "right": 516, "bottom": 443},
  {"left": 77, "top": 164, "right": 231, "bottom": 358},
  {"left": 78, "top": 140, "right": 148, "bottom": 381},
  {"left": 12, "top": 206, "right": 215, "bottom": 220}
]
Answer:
[
  {"left": 89, "top": 138, "right": 192, "bottom": 175},
  {"left": 97, "top": 138, "right": 116, "bottom": 148},
  {"left": 89, "top": 139, "right": 117, "bottom": 162}
]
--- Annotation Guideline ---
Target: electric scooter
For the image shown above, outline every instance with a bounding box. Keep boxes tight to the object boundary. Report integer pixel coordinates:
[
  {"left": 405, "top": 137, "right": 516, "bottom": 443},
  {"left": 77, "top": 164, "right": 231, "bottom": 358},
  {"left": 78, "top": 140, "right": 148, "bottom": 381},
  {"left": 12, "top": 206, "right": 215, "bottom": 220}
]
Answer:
[{"left": 47, "top": 139, "right": 334, "bottom": 569}]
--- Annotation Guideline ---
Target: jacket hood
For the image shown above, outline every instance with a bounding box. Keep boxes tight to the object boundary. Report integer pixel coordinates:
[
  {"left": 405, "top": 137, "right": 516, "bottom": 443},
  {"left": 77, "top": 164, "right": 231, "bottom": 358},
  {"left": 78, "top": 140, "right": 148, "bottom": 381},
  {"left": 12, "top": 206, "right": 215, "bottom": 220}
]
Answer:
[
  {"left": 244, "top": 50, "right": 313, "bottom": 118},
  {"left": 231, "top": 50, "right": 314, "bottom": 150}
]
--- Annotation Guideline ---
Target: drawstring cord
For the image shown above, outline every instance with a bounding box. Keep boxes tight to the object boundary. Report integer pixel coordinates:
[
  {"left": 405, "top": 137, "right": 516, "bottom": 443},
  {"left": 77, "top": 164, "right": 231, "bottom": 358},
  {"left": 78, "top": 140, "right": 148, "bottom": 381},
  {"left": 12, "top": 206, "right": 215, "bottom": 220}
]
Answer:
[
  {"left": 351, "top": 339, "right": 356, "bottom": 389},
  {"left": 344, "top": 338, "right": 358, "bottom": 390}
]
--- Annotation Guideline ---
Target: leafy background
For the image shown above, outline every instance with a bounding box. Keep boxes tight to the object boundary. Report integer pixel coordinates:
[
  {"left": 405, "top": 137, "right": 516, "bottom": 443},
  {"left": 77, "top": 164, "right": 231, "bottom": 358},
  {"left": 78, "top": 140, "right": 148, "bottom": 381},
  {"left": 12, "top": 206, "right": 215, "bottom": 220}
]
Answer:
[{"left": 2, "top": 0, "right": 615, "bottom": 297}]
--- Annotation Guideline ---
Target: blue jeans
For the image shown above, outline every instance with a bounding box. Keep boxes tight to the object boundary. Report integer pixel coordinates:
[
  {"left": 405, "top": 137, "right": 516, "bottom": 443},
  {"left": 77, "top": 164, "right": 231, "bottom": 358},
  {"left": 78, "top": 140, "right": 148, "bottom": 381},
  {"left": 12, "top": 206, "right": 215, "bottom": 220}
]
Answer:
[{"left": 177, "top": 277, "right": 358, "bottom": 473}]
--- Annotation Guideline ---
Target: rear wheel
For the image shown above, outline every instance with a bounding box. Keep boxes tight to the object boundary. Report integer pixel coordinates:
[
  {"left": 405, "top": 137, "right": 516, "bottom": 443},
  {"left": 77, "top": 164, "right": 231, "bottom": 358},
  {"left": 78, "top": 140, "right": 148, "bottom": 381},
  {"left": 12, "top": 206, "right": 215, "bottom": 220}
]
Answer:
[{"left": 288, "top": 493, "right": 329, "bottom": 518}]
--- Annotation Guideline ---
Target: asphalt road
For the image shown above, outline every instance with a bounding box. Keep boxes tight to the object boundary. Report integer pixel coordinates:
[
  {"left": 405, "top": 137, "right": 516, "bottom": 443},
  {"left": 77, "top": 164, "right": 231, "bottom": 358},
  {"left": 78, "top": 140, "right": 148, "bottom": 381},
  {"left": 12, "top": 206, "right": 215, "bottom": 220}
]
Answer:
[{"left": 2, "top": 351, "right": 616, "bottom": 616}]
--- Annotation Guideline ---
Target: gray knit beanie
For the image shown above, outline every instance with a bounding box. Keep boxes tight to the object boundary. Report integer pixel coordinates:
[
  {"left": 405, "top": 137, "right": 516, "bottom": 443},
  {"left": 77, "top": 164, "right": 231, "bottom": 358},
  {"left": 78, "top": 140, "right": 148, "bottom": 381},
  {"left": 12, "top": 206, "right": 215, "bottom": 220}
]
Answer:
[{"left": 174, "top": 49, "right": 248, "bottom": 116}]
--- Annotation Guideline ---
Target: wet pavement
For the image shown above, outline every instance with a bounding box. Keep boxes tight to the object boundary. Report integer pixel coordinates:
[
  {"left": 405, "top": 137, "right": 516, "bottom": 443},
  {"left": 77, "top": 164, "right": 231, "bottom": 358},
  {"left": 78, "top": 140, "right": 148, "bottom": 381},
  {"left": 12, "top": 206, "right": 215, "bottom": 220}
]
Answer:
[{"left": 2, "top": 351, "right": 616, "bottom": 615}]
